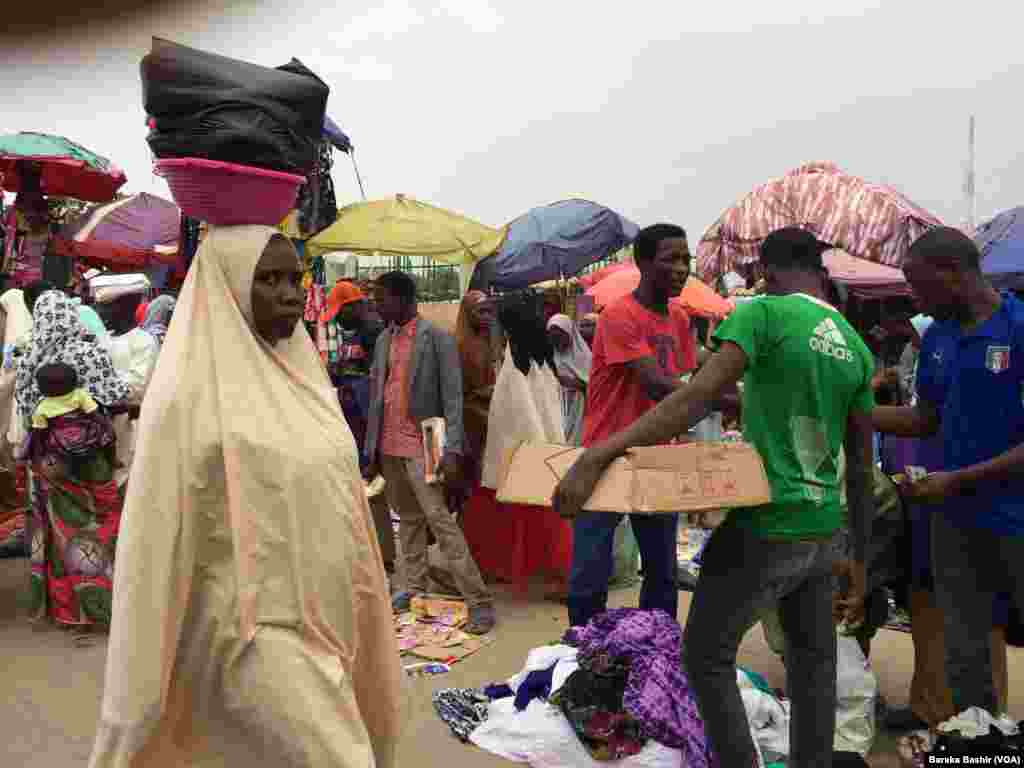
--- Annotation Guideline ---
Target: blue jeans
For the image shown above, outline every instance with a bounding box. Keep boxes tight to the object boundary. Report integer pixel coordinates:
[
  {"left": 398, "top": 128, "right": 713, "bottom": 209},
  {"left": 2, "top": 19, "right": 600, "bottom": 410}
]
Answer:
[{"left": 567, "top": 512, "right": 678, "bottom": 627}]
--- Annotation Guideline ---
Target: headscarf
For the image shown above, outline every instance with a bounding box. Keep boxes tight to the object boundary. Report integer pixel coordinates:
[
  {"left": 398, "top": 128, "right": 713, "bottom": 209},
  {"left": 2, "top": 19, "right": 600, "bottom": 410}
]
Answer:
[
  {"left": 547, "top": 313, "right": 592, "bottom": 384},
  {"left": 73, "top": 300, "right": 112, "bottom": 351},
  {"left": 455, "top": 290, "right": 497, "bottom": 467},
  {"left": 142, "top": 295, "right": 176, "bottom": 345},
  {"left": 89, "top": 226, "right": 402, "bottom": 768},
  {"left": 15, "top": 291, "right": 129, "bottom": 424},
  {"left": 455, "top": 290, "right": 497, "bottom": 394}
]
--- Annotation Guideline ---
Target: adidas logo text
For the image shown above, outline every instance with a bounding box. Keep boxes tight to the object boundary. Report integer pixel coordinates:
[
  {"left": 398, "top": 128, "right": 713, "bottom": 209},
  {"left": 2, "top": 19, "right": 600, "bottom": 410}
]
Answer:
[{"left": 809, "top": 318, "right": 855, "bottom": 362}]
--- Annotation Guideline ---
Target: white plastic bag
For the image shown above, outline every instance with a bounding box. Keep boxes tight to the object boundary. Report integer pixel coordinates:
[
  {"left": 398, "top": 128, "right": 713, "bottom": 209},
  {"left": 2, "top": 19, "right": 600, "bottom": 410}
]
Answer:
[
  {"left": 481, "top": 346, "right": 565, "bottom": 490},
  {"left": 834, "top": 634, "right": 878, "bottom": 755}
]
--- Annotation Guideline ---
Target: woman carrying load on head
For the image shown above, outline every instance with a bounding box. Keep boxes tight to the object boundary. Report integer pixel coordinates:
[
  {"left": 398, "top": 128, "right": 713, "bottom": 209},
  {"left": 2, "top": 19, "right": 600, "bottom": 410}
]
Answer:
[{"left": 87, "top": 226, "right": 403, "bottom": 768}]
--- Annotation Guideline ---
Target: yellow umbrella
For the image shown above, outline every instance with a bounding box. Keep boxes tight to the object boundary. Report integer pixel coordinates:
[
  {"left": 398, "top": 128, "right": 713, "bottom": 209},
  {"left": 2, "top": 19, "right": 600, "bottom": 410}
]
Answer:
[{"left": 307, "top": 195, "right": 505, "bottom": 265}]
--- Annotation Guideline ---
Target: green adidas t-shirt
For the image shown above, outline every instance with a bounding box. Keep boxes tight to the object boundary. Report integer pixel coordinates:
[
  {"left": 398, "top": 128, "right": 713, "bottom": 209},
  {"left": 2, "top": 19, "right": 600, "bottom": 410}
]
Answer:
[{"left": 710, "top": 293, "right": 875, "bottom": 538}]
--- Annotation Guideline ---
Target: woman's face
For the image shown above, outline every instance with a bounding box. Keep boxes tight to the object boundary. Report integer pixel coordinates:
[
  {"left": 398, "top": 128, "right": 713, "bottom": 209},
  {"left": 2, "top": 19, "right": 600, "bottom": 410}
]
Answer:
[
  {"left": 469, "top": 297, "right": 495, "bottom": 333},
  {"left": 547, "top": 327, "right": 571, "bottom": 353},
  {"left": 252, "top": 236, "right": 304, "bottom": 346}
]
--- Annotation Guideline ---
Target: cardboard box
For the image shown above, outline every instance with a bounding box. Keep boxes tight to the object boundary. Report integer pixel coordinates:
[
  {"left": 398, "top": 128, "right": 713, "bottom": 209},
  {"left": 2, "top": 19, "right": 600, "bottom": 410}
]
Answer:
[{"left": 496, "top": 441, "right": 772, "bottom": 514}]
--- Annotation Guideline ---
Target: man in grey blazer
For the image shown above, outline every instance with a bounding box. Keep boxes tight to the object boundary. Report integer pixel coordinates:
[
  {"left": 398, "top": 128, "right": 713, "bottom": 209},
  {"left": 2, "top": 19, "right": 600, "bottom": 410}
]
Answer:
[{"left": 365, "top": 272, "right": 495, "bottom": 634}]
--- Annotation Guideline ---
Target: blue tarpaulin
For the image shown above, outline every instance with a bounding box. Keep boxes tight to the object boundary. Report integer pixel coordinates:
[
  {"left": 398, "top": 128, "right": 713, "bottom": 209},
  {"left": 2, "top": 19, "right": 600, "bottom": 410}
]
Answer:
[
  {"left": 977, "top": 207, "right": 1024, "bottom": 290},
  {"left": 490, "top": 199, "right": 639, "bottom": 291}
]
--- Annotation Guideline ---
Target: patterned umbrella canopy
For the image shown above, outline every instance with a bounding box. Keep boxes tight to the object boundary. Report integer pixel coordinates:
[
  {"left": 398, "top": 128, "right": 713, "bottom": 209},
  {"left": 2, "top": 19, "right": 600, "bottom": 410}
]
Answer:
[
  {"left": 53, "top": 192, "right": 181, "bottom": 270},
  {"left": 696, "top": 162, "right": 942, "bottom": 283},
  {"left": 0, "top": 132, "right": 127, "bottom": 202}
]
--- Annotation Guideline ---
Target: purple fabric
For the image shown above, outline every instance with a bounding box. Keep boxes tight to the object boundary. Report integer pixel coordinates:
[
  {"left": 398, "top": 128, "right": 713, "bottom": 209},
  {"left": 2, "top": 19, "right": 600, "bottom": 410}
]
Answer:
[{"left": 575, "top": 608, "right": 714, "bottom": 767}]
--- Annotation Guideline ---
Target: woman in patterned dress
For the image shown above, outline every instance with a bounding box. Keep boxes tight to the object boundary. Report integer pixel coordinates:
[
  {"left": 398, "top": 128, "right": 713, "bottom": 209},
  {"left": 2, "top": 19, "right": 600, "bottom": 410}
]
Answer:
[{"left": 13, "top": 290, "right": 130, "bottom": 641}]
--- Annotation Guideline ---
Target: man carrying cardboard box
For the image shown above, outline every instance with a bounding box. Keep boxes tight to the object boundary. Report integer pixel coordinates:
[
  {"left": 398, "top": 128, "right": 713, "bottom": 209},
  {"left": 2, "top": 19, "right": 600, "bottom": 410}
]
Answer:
[
  {"left": 565, "top": 223, "right": 697, "bottom": 629},
  {"left": 554, "top": 227, "right": 877, "bottom": 768}
]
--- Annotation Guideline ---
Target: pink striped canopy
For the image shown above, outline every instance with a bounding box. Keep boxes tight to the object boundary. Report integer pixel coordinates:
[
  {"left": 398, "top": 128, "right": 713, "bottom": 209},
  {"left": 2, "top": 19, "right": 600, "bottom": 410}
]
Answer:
[{"left": 696, "top": 162, "right": 943, "bottom": 283}]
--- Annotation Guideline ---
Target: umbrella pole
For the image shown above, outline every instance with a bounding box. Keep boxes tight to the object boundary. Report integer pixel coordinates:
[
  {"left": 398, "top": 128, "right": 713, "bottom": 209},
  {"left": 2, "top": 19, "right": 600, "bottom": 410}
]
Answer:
[{"left": 349, "top": 151, "right": 367, "bottom": 201}]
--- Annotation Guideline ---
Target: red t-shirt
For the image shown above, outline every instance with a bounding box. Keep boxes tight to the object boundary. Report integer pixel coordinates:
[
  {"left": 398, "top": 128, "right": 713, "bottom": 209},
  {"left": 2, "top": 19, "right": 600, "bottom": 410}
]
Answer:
[{"left": 581, "top": 296, "right": 697, "bottom": 446}]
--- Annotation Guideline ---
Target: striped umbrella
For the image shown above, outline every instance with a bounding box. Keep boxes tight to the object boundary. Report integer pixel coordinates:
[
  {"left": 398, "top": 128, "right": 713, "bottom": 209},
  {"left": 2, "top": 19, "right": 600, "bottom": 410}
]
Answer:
[{"left": 697, "top": 162, "right": 942, "bottom": 283}]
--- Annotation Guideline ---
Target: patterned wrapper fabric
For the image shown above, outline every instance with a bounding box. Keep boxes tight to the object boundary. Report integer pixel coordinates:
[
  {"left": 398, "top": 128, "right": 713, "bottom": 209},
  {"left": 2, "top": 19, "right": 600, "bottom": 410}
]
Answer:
[{"left": 561, "top": 608, "right": 716, "bottom": 766}]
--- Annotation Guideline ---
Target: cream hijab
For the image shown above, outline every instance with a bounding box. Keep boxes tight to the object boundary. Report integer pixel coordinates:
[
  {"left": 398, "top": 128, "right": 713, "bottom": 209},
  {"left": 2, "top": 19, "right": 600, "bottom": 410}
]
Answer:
[{"left": 90, "top": 226, "right": 402, "bottom": 768}]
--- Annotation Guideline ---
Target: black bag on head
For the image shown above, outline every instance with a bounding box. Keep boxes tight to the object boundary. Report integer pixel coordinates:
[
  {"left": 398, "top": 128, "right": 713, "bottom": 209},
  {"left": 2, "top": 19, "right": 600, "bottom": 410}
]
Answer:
[{"left": 140, "top": 38, "right": 329, "bottom": 175}]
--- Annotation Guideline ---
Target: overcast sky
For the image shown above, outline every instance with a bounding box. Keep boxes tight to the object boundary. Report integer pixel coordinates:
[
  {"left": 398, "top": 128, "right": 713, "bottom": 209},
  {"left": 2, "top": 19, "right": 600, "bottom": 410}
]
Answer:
[{"left": 3, "top": 0, "right": 1022, "bottom": 237}]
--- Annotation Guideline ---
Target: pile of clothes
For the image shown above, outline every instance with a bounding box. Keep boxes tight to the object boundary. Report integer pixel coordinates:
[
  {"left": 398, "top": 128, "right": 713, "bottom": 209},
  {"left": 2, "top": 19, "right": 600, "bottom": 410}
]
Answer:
[
  {"left": 434, "top": 609, "right": 716, "bottom": 768},
  {"left": 557, "top": 609, "right": 713, "bottom": 765},
  {"left": 899, "top": 708, "right": 1024, "bottom": 767}
]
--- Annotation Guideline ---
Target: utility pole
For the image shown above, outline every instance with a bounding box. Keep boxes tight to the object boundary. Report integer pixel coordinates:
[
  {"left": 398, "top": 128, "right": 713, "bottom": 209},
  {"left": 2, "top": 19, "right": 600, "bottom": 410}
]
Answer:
[{"left": 964, "top": 115, "right": 977, "bottom": 234}]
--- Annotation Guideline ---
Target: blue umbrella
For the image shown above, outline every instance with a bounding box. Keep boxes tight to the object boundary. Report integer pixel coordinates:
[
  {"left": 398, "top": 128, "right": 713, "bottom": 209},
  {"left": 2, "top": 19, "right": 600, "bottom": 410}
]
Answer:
[
  {"left": 977, "top": 207, "right": 1024, "bottom": 290},
  {"left": 322, "top": 115, "right": 352, "bottom": 153},
  {"left": 489, "top": 199, "right": 640, "bottom": 290}
]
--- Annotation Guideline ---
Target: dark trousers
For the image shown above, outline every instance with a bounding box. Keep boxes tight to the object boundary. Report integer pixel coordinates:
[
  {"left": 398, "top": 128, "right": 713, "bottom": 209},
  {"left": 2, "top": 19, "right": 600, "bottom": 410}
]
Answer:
[
  {"left": 683, "top": 522, "right": 837, "bottom": 768},
  {"left": 932, "top": 511, "right": 1024, "bottom": 715},
  {"left": 567, "top": 512, "right": 678, "bottom": 627}
]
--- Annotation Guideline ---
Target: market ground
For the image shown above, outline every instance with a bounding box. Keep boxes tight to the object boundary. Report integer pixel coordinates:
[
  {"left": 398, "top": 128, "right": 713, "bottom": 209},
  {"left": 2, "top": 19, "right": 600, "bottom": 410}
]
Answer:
[{"left": 4, "top": 558, "right": 1023, "bottom": 767}]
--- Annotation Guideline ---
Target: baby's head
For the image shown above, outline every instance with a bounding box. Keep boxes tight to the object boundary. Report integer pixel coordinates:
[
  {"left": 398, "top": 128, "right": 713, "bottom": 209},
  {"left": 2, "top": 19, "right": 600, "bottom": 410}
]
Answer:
[{"left": 36, "top": 362, "right": 78, "bottom": 399}]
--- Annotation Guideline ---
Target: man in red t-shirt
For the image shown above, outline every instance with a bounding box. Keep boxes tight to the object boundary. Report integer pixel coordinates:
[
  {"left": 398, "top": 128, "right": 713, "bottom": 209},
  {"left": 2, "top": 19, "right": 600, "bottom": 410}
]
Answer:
[{"left": 568, "top": 223, "right": 696, "bottom": 627}]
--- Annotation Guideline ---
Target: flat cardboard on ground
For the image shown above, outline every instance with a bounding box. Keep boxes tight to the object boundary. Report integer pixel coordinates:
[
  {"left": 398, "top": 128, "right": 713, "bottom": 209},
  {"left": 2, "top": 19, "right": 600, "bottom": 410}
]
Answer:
[{"left": 496, "top": 441, "right": 772, "bottom": 514}]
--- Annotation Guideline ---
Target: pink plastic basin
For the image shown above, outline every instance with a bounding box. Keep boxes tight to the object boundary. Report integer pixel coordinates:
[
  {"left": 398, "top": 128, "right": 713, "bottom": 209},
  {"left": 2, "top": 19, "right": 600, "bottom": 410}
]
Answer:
[{"left": 154, "top": 157, "right": 305, "bottom": 226}]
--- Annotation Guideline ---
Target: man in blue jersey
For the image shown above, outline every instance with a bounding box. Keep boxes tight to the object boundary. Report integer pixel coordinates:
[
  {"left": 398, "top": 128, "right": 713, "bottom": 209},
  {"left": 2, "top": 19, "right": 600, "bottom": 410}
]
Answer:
[{"left": 874, "top": 226, "right": 1024, "bottom": 721}]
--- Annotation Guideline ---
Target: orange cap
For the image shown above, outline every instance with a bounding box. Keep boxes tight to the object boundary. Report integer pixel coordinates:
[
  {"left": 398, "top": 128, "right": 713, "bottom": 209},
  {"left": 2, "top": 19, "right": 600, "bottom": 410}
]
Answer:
[{"left": 321, "top": 281, "right": 365, "bottom": 323}]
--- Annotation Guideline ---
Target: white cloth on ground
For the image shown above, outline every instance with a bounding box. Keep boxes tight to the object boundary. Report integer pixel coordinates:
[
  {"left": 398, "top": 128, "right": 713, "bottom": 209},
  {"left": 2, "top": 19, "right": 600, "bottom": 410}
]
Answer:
[
  {"left": 471, "top": 645, "right": 767, "bottom": 768},
  {"left": 936, "top": 707, "right": 1019, "bottom": 739},
  {"left": 471, "top": 698, "right": 684, "bottom": 768},
  {"left": 506, "top": 644, "right": 579, "bottom": 696}
]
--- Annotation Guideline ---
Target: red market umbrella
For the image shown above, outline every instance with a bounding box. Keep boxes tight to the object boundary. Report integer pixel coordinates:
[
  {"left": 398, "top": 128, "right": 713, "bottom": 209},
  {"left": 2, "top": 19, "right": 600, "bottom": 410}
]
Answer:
[
  {"left": 822, "top": 249, "right": 910, "bottom": 299},
  {"left": 586, "top": 265, "right": 734, "bottom": 319},
  {"left": 0, "top": 132, "right": 127, "bottom": 203},
  {"left": 578, "top": 260, "right": 633, "bottom": 289},
  {"left": 696, "top": 161, "right": 942, "bottom": 283}
]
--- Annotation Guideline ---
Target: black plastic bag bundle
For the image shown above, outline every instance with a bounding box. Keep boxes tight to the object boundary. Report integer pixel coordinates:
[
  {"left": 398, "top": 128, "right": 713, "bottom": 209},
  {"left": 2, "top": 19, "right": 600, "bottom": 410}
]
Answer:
[{"left": 141, "top": 37, "right": 329, "bottom": 174}]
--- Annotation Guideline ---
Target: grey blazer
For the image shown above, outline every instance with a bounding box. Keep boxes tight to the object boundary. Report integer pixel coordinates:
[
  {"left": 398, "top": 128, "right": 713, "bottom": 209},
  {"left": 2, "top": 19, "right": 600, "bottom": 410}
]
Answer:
[{"left": 364, "top": 316, "right": 465, "bottom": 464}]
